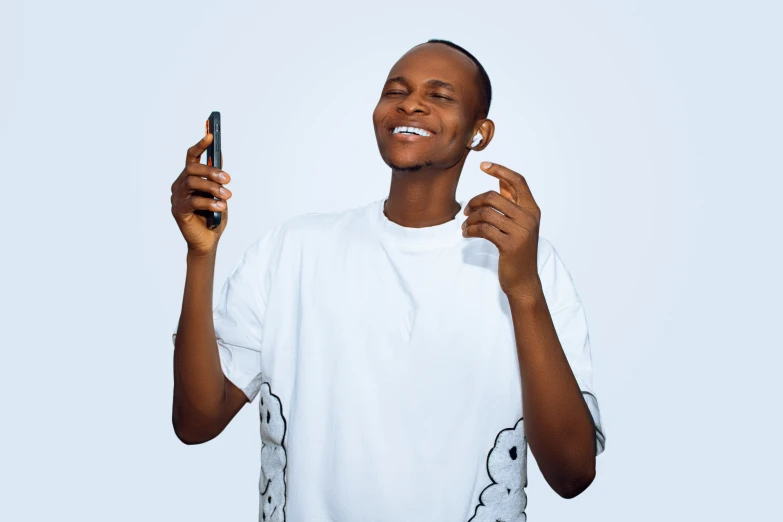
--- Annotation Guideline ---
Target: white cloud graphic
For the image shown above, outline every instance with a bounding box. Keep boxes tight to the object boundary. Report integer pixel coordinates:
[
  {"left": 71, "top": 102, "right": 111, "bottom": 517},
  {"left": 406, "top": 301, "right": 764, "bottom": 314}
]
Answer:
[
  {"left": 469, "top": 418, "right": 527, "bottom": 522},
  {"left": 258, "top": 383, "right": 287, "bottom": 522}
]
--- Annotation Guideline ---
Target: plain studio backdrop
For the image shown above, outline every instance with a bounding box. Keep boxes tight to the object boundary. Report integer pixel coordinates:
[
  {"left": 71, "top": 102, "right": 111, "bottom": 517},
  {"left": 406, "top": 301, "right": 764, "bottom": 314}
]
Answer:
[{"left": 2, "top": 0, "right": 781, "bottom": 520}]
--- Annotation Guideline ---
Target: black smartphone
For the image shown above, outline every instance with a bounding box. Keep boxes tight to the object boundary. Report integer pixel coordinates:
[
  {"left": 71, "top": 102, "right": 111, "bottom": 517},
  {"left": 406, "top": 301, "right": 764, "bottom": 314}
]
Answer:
[{"left": 195, "top": 111, "right": 222, "bottom": 229}]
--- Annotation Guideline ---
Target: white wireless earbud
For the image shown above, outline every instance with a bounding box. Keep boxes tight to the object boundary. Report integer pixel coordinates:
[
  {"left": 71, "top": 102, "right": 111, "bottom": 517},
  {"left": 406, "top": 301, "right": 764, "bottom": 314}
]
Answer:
[{"left": 471, "top": 133, "right": 483, "bottom": 147}]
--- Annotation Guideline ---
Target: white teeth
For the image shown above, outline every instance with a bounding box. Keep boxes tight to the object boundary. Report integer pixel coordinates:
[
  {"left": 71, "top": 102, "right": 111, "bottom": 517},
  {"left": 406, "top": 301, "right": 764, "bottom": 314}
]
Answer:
[{"left": 393, "top": 126, "right": 431, "bottom": 137}]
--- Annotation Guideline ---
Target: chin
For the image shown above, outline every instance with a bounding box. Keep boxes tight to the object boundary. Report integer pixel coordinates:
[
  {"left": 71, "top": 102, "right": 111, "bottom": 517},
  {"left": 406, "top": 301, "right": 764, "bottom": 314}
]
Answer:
[
  {"left": 383, "top": 151, "right": 434, "bottom": 172},
  {"left": 388, "top": 162, "right": 423, "bottom": 172},
  {"left": 388, "top": 158, "right": 437, "bottom": 172}
]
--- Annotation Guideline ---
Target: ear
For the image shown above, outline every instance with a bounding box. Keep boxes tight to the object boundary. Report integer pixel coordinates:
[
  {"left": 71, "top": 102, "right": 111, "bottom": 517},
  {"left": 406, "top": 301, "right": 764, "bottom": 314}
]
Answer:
[{"left": 468, "top": 119, "right": 495, "bottom": 151}]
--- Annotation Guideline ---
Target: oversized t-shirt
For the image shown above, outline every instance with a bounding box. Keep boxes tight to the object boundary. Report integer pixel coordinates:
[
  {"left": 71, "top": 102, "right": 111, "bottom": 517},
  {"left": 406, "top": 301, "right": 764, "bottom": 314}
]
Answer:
[{"left": 173, "top": 197, "right": 605, "bottom": 522}]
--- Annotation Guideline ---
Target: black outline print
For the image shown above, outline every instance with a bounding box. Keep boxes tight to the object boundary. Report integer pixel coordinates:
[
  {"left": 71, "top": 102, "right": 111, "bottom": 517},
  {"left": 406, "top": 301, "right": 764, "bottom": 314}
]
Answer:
[
  {"left": 258, "top": 382, "right": 288, "bottom": 522},
  {"left": 468, "top": 417, "right": 527, "bottom": 522}
]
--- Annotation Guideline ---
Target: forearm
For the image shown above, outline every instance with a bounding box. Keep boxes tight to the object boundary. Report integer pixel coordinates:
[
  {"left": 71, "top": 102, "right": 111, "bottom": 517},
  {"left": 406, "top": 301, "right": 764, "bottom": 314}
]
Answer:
[
  {"left": 172, "top": 251, "right": 228, "bottom": 442},
  {"left": 508, "top": 285, "right": 596, "bottom": 498}
]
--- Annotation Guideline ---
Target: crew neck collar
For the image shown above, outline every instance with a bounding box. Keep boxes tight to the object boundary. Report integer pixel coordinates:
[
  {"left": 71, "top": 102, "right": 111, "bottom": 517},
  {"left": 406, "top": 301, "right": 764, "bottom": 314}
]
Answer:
[{"left": 369, "top": 197, "right": 466, "bottom": 250}]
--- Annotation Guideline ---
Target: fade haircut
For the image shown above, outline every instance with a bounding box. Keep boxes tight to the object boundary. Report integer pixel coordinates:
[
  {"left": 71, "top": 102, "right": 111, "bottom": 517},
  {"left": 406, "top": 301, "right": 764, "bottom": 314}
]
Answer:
[{"left": 426, "top": 39, "right": 492, "bottom": 119}]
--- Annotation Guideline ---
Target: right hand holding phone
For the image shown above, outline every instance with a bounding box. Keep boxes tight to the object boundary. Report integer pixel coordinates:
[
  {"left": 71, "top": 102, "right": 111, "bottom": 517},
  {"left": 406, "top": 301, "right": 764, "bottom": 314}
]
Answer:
[{"left": 171, "top": 133, "right": 232, "bottom": 257}]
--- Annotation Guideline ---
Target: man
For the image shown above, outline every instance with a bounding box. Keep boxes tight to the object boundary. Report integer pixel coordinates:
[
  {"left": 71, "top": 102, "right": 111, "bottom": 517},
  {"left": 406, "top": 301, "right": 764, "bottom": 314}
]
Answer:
[{"left": 170, "top": 39, "right": 605, "bottom": 522}]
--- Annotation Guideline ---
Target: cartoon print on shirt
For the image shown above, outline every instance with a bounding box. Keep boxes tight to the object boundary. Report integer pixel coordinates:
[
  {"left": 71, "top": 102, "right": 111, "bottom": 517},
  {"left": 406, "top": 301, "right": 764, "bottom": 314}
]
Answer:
[
  {"left": 258, "top": 382, "right": 287, "bottom": 522},
  {"left": 468, "top": 418, "right": 527, "bottom": 522}
]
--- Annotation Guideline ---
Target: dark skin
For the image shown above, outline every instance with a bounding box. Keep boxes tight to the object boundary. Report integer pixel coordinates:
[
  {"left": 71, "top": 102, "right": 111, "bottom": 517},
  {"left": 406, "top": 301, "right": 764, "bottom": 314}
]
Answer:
[
  {"left": 372, "top": 42, "right": 596, "bottom": 498},
  {"left": 171, "top": 42, "right": 595, "bottom": 499},
  {"left": 372, "top": 43, "right": 494, "bottom": 228}
]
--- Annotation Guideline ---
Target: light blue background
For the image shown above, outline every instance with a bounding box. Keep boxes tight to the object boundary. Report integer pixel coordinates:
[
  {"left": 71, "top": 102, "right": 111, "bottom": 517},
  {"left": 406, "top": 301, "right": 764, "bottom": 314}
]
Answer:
[{"left": 3, "top": 0, "right": 781, "bottom": 520}]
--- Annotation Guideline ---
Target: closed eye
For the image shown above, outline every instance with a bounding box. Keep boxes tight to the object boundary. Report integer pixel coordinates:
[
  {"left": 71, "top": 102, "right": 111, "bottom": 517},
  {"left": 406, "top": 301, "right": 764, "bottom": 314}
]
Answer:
[{"left": 384, "top": 91, "right": 452, "bottom": 101}]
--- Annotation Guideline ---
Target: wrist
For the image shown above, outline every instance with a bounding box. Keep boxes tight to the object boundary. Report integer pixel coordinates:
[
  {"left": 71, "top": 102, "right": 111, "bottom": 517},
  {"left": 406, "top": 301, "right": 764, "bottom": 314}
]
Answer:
[
  {"left": 186, "top": 247, "right": 217, "bottom": 264},
  {"left": 506, "top": 280, "right": 545, "bottom": 308}
]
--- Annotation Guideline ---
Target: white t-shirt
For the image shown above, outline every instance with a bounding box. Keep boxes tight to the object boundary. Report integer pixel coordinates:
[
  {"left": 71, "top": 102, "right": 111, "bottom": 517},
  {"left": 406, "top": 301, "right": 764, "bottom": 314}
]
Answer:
[{"left": 174, "top": 197, "right": 605, "bottom": 522}]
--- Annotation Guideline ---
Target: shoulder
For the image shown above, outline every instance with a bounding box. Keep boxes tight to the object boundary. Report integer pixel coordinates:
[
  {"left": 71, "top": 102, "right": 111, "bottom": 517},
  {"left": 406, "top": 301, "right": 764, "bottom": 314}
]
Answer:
[
  {"left": 277, "top": 201, "right": 371, "bottom": 242},
  {"left": 281, "top": 202, "right": 366, "bottom": 234},
  {"left": 244, "top": 201, "right": 372, "bottom": 257}
]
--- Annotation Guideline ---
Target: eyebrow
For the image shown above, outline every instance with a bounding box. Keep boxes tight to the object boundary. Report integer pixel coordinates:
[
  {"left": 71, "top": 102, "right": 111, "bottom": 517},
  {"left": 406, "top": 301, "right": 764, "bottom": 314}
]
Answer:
[{"left": 385, "top": 76, "right": 456, "bottom": 92}]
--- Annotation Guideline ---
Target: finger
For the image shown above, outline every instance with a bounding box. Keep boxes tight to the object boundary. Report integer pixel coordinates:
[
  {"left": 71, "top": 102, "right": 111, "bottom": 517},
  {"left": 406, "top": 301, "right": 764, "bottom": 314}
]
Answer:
[
  {"left": 462, "top": 204, "right": 515, "bottom": 234},
  {"left": 186, "top": 133, "right": 213, "bottom": 164},
  {"left": 184, "top": 194, "right": 227, "bottom": 213},
  {"left": 464, "top": 190, "right": 527, "bottom": 222},
  {"left": 184, "top": 162, "right": 231, "bottom": 184},
  {"left": 182, "top": 175, "right": 232, "bottom": 200},
  {"left": 463, "top": 220, "right": 505, "bottom": 249},
  {"left": 479, "top": 162, "right": 539, "bottom": 216}
]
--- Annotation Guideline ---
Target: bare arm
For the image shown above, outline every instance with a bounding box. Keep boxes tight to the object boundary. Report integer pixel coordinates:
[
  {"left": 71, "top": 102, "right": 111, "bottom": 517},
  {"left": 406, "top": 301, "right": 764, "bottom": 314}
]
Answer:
[
  {"left": 509, "top": 290, "right": 596, "bottom": 498},
  {"left": 170, "top": 132, "right": 246, "bottom": 445},
  {"left": 172, "top": 251, "right": 250, "bottom": 444},
  {"left": 460, "top": 163, "right": 598, "bottom": 498}
]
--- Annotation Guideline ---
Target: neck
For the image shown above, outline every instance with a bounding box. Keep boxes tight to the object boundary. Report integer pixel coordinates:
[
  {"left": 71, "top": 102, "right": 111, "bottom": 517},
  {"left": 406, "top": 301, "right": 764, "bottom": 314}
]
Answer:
[{"left": 383, "top": 159, "right": 465, "bottom": 228}]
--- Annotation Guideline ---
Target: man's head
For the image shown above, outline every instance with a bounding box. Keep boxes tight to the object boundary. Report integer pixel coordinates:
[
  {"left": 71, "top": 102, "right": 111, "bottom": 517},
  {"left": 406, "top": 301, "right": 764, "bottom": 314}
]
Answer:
[{"left": 372, "top": 40, "right": 495, "bottom": 173}]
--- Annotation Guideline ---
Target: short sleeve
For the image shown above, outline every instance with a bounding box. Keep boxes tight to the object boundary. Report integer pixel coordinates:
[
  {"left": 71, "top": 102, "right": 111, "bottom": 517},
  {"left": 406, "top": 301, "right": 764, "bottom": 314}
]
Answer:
[
  {"left": 538, "top": 237, "right": 606, "bottom": 456},
  {"left": 172, "top": 225, "right": 282, "bottom": 403}
]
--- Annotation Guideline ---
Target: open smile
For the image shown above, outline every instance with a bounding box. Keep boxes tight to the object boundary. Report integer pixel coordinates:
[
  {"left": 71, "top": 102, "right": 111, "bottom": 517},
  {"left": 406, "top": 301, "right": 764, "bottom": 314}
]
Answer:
[{"left": 388, "top": 125, "right": 436, "bottom": 141}]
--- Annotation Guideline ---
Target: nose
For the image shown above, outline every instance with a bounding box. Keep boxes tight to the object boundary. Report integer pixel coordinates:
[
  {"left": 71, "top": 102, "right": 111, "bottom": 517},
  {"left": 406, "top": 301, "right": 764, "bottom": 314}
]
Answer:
[{"left": 396, "top": 91, "right": 430, "bottom": 115}]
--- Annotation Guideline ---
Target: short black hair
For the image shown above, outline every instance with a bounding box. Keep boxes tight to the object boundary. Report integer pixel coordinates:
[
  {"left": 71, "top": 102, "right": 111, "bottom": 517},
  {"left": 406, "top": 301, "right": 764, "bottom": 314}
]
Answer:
[{"left": 425, "top": 39, "right": 492, "bottom": 119}]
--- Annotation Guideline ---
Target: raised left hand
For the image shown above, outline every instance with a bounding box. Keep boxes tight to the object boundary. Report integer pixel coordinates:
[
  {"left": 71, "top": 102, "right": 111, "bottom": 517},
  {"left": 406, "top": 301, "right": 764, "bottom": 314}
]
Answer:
[{"left": 462, "top": 161, "right": 542, "bottom": 301}]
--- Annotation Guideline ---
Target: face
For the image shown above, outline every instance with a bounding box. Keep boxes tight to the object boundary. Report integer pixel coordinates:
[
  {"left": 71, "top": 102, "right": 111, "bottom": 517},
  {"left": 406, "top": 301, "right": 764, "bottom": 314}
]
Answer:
[{"left": 372, "top": 43, "right": 483, "bottom": 172}]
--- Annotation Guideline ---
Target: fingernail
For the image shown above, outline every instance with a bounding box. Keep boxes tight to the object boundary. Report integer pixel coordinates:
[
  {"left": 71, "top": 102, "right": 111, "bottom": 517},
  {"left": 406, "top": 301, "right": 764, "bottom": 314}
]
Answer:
[
  {"left": 481, "top": 161, "right": 492, "bottom": 169},
  {"left": 219, "top": 172, "right": 228, "bottom": 182},
  {"left": 219, "top": 187, "right": 229, "bottom": 197},
  {"left": 461, "top": 220, "right": 467, "bottom": 229}
]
